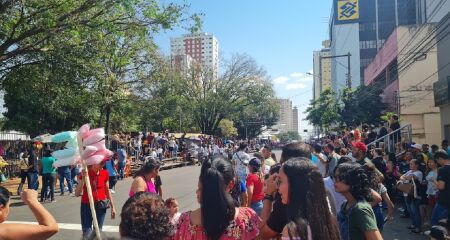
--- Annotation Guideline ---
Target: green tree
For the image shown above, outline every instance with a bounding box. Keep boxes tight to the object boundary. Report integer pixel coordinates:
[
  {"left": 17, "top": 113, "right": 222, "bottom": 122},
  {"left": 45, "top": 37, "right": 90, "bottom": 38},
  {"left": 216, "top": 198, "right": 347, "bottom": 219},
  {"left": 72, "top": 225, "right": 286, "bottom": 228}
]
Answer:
[
  {"left": 0, "top": 0, "right": 200, "bottom": 82},
  {"left": 305, "top": 88, "right": 339, "bottom": 134},
  {"left": 218, "top": 119, "right": 238, "bottom": 138},
  {"left": 179, "top": 54, "right": 277, "bottom": 135},
  {"left": 338, "top": 83, "right": 386, "bottom": 127},
  {"left": 277, "top": 131, "right": 301, "bottom": 143}
]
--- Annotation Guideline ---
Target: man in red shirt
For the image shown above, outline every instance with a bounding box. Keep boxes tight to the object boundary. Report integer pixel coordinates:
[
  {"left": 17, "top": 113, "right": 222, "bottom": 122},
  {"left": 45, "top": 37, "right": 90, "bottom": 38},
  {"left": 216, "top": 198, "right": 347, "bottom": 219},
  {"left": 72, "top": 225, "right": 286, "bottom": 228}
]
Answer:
[{"left": 246, "top": 158, "right": 264, "bottom": 215}]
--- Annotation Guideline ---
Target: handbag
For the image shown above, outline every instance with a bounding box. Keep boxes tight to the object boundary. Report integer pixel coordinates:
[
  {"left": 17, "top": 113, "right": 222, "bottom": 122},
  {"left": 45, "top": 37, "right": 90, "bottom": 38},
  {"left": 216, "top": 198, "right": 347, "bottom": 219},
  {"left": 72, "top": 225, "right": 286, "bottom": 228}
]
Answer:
[
  {"left": 397, "top": 181, "right": 414, "bottom": 196},
  {"left": 94, "top": 199, "right": 111, "bottom": 210}
]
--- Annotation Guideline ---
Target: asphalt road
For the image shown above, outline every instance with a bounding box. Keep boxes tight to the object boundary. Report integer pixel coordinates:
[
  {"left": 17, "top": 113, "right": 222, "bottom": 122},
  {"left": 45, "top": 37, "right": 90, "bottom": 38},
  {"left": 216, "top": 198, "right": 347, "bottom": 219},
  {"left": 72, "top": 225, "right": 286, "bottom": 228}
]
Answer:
[{"left": 6, "top": 150, "right": 427, "bottom": 239}]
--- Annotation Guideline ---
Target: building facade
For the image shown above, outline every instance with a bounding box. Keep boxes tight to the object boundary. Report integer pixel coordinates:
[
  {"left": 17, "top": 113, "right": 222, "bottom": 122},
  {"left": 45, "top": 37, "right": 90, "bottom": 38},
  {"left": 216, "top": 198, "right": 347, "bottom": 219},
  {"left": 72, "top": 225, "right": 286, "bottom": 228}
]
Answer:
[
  {"left": 313, "top": 41, "right": 332, "bottom": 101},
  {"left": 170, "top": 32, "right": 219, "bottom": 78},
  {"left": 274, "top": 99, "right": 294, "bottom": 133},
  {"left": 434, "top": 11, "right": 450, "bottom": 141},
  {"left": 365, "top": 24, "right": 442, "bottom": 145},
  {"left": 329, "top": 0, "right": 419, "bottom": 93},
  {"left": 292, "top": 107, "right": 299, "bottom": 133}
]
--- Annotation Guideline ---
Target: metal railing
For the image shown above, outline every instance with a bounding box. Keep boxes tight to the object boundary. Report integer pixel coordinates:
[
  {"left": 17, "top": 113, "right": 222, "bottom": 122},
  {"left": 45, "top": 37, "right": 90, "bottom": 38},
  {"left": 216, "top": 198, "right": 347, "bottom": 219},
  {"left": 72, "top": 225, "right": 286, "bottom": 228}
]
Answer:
[{"left": 367, "top": 124, "right": 412, "bottom": 156}]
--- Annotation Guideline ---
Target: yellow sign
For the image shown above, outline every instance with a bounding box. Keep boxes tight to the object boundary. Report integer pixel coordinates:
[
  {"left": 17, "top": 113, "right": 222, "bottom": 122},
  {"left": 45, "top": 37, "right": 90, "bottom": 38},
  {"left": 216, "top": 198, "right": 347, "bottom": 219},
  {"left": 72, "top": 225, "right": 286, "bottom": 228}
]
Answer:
[{"left": 337, "top": 0, "right": 359, "bottom": 21}]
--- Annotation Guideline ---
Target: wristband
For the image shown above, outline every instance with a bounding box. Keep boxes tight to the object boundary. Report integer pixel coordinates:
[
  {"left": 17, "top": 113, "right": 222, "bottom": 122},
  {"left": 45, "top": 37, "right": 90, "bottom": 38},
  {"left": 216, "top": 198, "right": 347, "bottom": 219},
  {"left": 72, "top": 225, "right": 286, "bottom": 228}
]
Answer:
[{"left": 264, "top": 194, "right": 274, "bottom": 201}]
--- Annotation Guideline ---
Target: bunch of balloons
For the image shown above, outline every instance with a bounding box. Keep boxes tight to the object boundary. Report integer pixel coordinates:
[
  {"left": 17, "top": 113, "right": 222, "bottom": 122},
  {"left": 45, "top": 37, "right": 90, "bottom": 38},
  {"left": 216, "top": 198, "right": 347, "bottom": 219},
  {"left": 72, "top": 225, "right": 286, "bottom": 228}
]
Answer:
[{"left": 35, "top": 124, "right": 113, "bottom": 167}]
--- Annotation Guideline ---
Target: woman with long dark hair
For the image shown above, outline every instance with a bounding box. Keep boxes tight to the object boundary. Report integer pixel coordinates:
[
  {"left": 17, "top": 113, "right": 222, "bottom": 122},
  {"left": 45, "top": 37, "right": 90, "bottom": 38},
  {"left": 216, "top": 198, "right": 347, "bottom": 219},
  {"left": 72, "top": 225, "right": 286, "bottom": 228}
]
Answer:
[
  {"left": 129, "top": 158, "right": 161, "bottom": 197},
  {"left": 334, "top": 163, "right": 382, "bottom": 240},
  {"left": 278, "top": 158, "right": 340, "bottom": 240},
  {"left": 174, "top": 156, "right": 261, "bottom": 240}
]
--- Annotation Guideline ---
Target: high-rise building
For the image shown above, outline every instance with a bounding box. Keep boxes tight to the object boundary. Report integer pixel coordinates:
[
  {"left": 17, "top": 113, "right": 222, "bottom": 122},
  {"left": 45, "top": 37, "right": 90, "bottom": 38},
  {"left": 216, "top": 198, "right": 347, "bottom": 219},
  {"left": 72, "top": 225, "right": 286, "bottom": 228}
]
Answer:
[
  {"left": 274, "top": 99, "right": 299, "bottom": 133},
  {"left": 274, "top": 99, "right": 293, "bottom": 133},
  {"left": 292, "top": 107, "right": 299, "bottom": 133},
  {"left": 170, "top": 32, "right": 219, "bottom": 78},
  {"left": 313, "top": 40, "right": 332, "bottom": 101},
  {"left": 329, "top": 0, "right": 419, "bottom": 93}
]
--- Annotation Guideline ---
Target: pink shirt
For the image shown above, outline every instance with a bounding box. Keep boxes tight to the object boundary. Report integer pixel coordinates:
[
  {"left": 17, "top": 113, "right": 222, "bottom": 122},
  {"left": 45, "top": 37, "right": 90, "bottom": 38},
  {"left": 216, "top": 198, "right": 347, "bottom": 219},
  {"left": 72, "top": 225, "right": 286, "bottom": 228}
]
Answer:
[
  {"left": 128, "top": 176, "right": 156, "bottom": 197},
  {"left": 173, "top": 207, "right": 261, "bottom": 240}
]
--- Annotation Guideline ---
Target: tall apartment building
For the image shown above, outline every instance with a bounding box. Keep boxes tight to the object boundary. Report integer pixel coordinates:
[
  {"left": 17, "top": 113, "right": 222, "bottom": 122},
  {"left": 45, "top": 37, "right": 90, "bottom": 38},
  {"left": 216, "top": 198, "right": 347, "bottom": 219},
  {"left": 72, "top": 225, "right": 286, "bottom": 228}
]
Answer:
[
  {"left": 292, "top": 107, "right": 299, "bottom": 133},
  {"left": 274, "top": 99, "right": 297, "bottom": 133},
  {"left": 170, "top": 32, "right": 219, "bottom": 78},
  {"left": 329, "top": 0, "right": 419, "bottom": 93},
  {"left": 313, "top": 40, "right": 332, "bottom": 101}
]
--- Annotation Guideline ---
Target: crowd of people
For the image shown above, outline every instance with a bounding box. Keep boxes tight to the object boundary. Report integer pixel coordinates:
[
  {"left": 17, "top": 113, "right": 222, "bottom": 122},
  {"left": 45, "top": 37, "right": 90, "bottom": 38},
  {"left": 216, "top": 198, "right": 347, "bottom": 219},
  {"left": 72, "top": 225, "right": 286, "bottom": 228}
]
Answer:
[{"left": 0, "top": 122, "right": 450, "bottom": 240}]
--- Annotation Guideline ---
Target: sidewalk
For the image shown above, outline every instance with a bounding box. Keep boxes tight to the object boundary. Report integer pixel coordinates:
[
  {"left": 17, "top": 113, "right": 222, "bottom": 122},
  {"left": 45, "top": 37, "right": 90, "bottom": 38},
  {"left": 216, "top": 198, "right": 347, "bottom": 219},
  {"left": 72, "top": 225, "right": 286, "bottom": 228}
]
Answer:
[{"left": 0, "top": 177, "right": 28, "bottom": 196}]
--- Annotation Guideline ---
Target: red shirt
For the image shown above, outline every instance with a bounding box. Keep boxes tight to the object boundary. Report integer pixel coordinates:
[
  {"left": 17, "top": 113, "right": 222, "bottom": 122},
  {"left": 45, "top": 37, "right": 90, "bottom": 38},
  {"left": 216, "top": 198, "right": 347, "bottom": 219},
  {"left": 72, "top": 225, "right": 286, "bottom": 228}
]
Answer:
[
  {"left": 246, "top": 173, "right": 264, "bottom": 203},
  {"left": 81, "top": 169, "right": 109, "bottom": 204}
]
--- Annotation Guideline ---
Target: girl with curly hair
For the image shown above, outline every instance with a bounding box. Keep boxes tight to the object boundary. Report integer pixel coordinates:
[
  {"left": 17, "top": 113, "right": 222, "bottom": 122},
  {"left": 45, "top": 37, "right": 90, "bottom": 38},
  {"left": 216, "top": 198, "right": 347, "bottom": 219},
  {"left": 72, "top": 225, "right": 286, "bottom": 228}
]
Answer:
[
  {"left": 120, "top": 192, "right": 172, "bottom": 240},
  {"left": 334, "top": 163, "right": 382, "bottom": 240}
]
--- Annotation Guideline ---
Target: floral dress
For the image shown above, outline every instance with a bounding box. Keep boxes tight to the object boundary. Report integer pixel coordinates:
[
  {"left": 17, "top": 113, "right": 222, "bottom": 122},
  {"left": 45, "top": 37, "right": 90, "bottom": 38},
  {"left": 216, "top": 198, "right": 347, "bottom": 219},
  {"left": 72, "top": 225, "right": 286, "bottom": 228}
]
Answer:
[{"left": 173, "top": 207, "right": 261, "bottom": 240}]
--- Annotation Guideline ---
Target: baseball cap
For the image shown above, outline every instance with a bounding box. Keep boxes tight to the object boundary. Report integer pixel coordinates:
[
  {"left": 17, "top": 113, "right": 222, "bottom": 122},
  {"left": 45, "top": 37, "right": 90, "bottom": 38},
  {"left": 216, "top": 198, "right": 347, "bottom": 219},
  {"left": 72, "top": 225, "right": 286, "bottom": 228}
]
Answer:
[
  {"left": 249, "top": 157, "right": 261, "bottom": 168},
  {"left": 411, "top": 143, "right": 422, "bottom": 150},
  {"left": 146, "top": 157, "right": 163, "bottom": 168},
  {"left": 351, "top": 141, "right": 367, "bottom": 153}
]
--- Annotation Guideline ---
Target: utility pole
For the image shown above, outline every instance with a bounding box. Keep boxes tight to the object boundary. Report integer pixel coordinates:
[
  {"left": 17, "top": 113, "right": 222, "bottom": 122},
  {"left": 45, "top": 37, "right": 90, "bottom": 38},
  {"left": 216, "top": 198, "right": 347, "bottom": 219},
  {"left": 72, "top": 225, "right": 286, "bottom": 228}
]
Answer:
[{"left": 321, "top": 53, "right": 352, "bottom": 89}]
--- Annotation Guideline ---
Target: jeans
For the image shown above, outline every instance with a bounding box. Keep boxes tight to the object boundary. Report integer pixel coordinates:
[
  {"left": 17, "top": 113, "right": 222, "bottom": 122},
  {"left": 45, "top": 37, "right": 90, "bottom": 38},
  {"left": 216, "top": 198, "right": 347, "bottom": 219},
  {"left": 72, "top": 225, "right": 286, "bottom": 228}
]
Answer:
[
  {"left": 406, "top": 197, "right": 422, "bottom": 229},
  {"left": 71, "top": 167, "right": 79, "bottom": 186},
  {"left": 40, "top": 173, "right": 56, "bottom": 201},
  {"left": 59, "top": 170, "right": 73, "bottom": 194},
  {"left": 118, "top": 162, "right": 125, "bottom": 180},
  {"left": 80, "top": 203, "right": 107, "bottom": 238},
  {"left": 373, "top": 205, "right": 384, "bottom": 232},
  {"left": 431, "top": 203, "right": 449, "bottom": 225},
  {"left": 28, "top": 172, "right": 39, "bottom": 190},
  {"left": 109, "top": 176, "right": 117, "bottom": 190},
  {"left": 251, "top": 201, "right": 263, "bottom": 216}
]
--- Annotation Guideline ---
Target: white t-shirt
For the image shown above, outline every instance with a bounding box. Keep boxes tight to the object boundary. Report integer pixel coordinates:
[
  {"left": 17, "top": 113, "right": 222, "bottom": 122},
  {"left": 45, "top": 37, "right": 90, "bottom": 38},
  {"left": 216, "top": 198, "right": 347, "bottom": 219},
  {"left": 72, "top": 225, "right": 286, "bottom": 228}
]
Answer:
[
  {"left": 323, "top": 176, "right": 346, "bottom": 215},
  {"left": 403, "top": 170, "right": 423, "bottom": 197},
  {"left": 212, "top": 145, "right": 220, "bottom": 155},
  {"left": 150, "top": 150, "right": 157, "bottom": 159},
  {"left": 233, "top": 151, "right": 250, "bottom": 180},
  {"left": 316, "top": 153, "right": 328, "bottom": 177}
]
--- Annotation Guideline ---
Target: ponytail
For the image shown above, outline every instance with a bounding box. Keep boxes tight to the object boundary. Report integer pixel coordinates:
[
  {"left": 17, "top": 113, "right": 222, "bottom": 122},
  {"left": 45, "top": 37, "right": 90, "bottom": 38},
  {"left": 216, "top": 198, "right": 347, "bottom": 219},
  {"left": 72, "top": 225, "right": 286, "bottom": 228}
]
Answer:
[{"left": 200, "top": 156, "right": 235, "bottom": 240}]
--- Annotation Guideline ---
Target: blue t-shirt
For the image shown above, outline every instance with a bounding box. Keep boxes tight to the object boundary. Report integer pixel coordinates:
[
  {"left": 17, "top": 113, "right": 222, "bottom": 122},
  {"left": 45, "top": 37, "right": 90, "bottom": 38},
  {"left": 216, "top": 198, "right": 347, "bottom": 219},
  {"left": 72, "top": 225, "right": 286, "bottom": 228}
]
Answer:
[
  {"left": 105, "top": 160, "right": 117, "bottom": 177},
  {"left": 118, "top": 149, "right": 126, "bottom": 163}
]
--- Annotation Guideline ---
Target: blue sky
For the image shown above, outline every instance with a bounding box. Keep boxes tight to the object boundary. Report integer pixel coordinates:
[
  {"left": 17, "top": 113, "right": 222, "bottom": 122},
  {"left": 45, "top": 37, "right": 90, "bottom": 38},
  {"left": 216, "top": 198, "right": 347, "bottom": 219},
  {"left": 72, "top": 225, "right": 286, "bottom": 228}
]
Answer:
[{"left": 155, "top": 0, "right": 333, "bottom": 135}]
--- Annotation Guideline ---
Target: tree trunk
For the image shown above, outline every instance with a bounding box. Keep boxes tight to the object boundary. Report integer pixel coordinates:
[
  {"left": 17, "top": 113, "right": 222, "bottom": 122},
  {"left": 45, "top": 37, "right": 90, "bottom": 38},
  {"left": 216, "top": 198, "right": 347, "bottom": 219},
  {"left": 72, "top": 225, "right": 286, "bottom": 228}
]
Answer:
[{"left": 104, "top": 105, "right": 112, "bottom": 136}]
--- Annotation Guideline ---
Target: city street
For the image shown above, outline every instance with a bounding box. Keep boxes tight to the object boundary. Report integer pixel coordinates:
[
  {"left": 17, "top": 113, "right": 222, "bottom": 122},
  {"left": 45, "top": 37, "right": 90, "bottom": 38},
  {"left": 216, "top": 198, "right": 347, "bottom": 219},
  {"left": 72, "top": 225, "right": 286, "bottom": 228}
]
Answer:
[{"left": 4, "top": 150, "right": 426, "bottom": 240}]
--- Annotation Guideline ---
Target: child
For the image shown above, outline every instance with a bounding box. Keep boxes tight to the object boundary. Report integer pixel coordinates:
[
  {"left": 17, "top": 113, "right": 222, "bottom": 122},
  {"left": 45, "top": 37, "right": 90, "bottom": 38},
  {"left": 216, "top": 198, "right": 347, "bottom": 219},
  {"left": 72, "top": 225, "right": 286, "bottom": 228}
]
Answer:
[{"left": 165, "top": 198, "right": 181, "bottom": 225}]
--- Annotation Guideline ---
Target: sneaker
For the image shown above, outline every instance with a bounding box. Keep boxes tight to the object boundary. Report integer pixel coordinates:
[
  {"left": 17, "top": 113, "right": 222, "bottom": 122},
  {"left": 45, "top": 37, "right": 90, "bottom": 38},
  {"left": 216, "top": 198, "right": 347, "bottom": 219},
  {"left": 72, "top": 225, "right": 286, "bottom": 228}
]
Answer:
[
  {"left": 69, "top": 193, "right": 75, "bottom": 197},
  {"left": 424, "top": 230, "right": 431, "bottom": 236},
  {"left": 411, "top": 228, "right": 421, "bottom": 234},
  {"left": 51, "top": 200, "right": 56, "bottom": 203},
  {"left": 60, "top": 193, "right": 64, "bottom": 196},
  {"left": 110, "top": 189, "right": 115, "bottom": 194},
  {"left": 407, "top": 225, "right": 416, "bottom": 229}
]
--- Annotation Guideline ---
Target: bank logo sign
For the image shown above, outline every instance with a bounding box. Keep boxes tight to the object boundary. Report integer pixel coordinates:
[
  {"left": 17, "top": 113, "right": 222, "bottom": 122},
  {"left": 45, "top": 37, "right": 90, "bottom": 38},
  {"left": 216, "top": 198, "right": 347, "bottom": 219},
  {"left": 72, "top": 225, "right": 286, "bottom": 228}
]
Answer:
[{"left": 336, "top": 0, "right": 359, "bottom": 22}]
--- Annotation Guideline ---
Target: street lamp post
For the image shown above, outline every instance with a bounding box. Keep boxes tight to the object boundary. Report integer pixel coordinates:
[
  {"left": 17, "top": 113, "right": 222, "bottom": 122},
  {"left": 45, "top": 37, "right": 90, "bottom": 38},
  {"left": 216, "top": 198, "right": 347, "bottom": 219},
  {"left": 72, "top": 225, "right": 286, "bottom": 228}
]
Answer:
[{"left": 316, "top": 52, "right": 352, "bottom": 89}]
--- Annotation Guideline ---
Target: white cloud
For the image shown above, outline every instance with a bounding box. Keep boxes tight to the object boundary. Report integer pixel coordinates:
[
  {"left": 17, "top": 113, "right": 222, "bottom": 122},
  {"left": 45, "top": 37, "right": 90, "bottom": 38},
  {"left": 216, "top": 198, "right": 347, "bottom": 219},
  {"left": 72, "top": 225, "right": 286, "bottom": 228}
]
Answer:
[
  {"left": 273, "top": 76, "right": 289, "bottom": 85},
  {"left": 290, "top": 72, "right": 304, "bottom": 78},
  {"left": 285, "top": 83, "right": 307, "bottom": 90},
  {"left": 296, "top": 75, "right": 313, "bottom": 82}
]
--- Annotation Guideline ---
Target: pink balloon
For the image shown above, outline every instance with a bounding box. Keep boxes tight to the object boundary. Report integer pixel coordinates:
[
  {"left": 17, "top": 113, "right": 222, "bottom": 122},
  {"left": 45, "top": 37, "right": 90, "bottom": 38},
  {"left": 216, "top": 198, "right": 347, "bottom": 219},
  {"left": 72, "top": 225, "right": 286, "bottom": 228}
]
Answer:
[
  {"left": 90, "top": 140, "right": 107, "bottom": 151},
  {"left": 83, "top": 132, "right": 105, "bottom": 146},
  {"left": 81, "top": 146, "right": 98, "bottom": 159},
  {"left": 83, "top": 128, "right": 105, "bottom": 140},
  {"left": 78, "top": 124, "right": 90, "bottom": 139},
  {"left": 94, "top": 149, "right": 113, "bottom": 158},
  {"left": 85, "top": 155, "right": 105, "bottom": 166}
]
